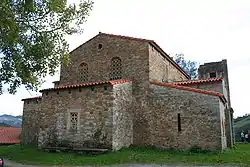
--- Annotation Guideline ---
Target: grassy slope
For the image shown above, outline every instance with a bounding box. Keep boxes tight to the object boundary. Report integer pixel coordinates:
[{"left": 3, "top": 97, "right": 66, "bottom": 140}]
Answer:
[
  {"left": 234, "top": 115, "right": 250, "bottom": 141},
  {"left": 0, "top": 143, "right": 250, "bottom": 166},
  {"left": 0, "top": 123, "right": 10, "bottom": 126}
]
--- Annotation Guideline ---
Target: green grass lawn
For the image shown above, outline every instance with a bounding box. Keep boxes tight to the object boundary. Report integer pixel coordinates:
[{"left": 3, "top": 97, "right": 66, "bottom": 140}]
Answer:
[{"left": 0, "top": 143, "right": 250, "bottom": 166}]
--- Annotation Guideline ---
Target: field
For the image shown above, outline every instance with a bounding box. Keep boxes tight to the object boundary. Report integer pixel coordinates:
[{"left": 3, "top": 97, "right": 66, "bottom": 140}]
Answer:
[{"left": 0, "top": 143, "right": 250, "bottom": 166}]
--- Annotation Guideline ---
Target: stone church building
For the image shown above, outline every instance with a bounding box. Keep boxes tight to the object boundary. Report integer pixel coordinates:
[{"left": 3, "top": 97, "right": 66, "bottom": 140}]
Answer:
[{"left": 21, "top": 32, "right": 234, "bottom": 151}]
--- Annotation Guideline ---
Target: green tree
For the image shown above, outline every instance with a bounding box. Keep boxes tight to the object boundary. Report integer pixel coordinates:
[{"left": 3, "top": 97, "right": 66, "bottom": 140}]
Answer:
[
  {"left": 174, "top": 53, "right": 198, "bottom": 79},
  {"left": 0, "top": 0, "right": 93, "bottom": 94}
]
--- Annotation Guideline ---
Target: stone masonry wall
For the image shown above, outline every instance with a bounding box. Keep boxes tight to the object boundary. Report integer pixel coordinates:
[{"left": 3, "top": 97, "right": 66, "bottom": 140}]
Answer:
[
  {"left": 58, "top": 34, "right": 150, "bottom": 146},
  {"left": 112, "top": 82, "right": 133, "bottom": 151},
  {"left": 22, "top": 98, "right": 41, "bottom": 145},
  {"left": 38, "top": 84, "right": 114, "bottom": 149},
  {"left": 59, "top": 34, "right": 149, "bottom": 86},
  {"left": 148, "top": 84, "right": 225, "bottom": 150},
  {"left": 148, "top": 45, "right": 188, "bottom": 83},
  {"left": 183, "top": 81, "right": 232, "bottom": 147}
]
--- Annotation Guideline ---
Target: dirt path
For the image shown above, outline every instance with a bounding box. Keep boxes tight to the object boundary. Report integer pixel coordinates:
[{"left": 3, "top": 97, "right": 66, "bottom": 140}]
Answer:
[{"left": 3, "top": 159, "right": 243, "bottom": 167}]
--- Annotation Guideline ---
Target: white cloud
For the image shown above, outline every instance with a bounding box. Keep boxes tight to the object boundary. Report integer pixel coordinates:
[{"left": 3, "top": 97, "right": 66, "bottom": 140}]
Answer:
[{"left": 1, "top": 0, "right": 249, "bottom": 117}]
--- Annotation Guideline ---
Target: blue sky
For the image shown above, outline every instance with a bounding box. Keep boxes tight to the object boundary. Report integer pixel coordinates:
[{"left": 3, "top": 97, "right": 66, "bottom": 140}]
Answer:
[{"left": 0, "top": 0, "right": 250, "bottom": 117}]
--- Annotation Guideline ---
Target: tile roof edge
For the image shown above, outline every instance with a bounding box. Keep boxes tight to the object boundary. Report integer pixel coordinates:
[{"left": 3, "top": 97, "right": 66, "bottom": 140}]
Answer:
[
  {"left": 39, "top": 78, "right": 133, "bottom": 92},
  {"left": 109, "top": 78, "right": 133, "bottom": 85},
  {"left": 173, "top": 77, "right": 223, "bottom": 85},
  {"left": 21, "top": 96, "right": 42, "bottom": 101},
  {"left": 150, "top": 81, "right": 224, "bottom": 97}
]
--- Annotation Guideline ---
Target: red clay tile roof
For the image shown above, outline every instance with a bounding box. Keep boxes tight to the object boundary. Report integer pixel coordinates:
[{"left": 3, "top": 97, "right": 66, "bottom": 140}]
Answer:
[
  {"left": 21, "top": 96, "right": 42, "bottom": 101},
  {"left": 40, "top": 78, "right": 132, "bottom": 92},
  {"left": 150, "top": 81, "right": 227, "bottom": 104},
  {"left": 99, "top": 32, "right": 190, "bottom": 79},
  {"left": 0, "top": 127, "right": 21, "bottom": 144},
  {"left": 173, "top": 77, "right": 223, "bottom": 86}
]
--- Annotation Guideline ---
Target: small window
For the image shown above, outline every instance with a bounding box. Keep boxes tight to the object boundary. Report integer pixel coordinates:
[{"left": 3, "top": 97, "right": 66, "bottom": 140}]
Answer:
[
  {"left": 98, "top": 44, "right": 103, "bottom": 49},
  {"left": 178, "top": 113, "right": 181, "bottom": 132},
  {"left": 110, "top": 57, "right": 122, "bottom": 80},
  {"left": 70, "top": 112, "right": 78, "bottom": 132},
  {"left": 78, "top": 62, "right": 88, "bottom": 82},
  {"left": 209, "top": 72, "right": 216, "bottom": 78}
]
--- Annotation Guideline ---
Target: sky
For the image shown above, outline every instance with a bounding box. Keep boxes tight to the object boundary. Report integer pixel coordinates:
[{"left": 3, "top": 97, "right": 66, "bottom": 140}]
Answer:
[{"left": 0, "top": 0, "right": 250, "bottom": 117}]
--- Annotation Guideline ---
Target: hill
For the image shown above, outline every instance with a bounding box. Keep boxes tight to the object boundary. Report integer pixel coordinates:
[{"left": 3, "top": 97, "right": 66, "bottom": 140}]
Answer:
[
  {"left": 234, "top": 114, "right": 250, "bottom": 141},
  {"left": 0, "top": 114, "right": 22, "bottom": 127},
  {"left": 0, "top": 122, "right": 10, "bottom": 126}
]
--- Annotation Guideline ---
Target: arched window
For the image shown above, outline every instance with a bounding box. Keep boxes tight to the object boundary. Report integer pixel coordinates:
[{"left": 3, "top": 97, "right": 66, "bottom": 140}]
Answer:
[
  {"left": 78, "top": 62, "right": 88, "bottom": 82},
  {"left": 110, "top": 57, "right": 122, "bottom": 80}
]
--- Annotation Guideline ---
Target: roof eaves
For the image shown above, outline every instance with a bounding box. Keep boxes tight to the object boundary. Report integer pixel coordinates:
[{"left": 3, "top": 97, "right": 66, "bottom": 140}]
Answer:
[
  {"left": 21, "top": 96, "right": 42, "bottom": 101},
  {"left": 109, "top": 78, "right": 133, "bottom": 85},
  {"left": 149, "top": 42, "right": 191, "bottom": 79},
  {"left": 173, "top": 77, "right": 223, "bottom": 85},
  {"left": 40, "top": 78, "right": 133, "bottom": 92},
  {"left": 40, "top": 81, "right": 109, "bottom": 92}
]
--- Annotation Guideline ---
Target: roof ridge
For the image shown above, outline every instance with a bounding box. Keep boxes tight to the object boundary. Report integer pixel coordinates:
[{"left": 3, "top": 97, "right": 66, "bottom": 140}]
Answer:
[
  {"left": 150, "top": 81, "right": 224, "bottom": 97},
  {"left": 100, "top": 32, "right": 153, "bottom": 43}
]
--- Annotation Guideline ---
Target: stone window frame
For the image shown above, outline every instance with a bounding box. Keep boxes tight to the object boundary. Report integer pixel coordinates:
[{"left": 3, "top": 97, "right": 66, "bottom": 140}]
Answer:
[
  {"left": 110, "top": 57, "right": 122, "bottom": 80},
  {"left": 78, "top": 62, "right": 89, "bottom": 82},
  {"left": 67, "top": 109, "right": 81, "bottom": 133}
]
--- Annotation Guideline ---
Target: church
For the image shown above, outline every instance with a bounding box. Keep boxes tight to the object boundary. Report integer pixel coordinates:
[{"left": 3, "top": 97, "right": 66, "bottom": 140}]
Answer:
[{"left": 21, "top": 32, "right": 234, "bottom": 151}]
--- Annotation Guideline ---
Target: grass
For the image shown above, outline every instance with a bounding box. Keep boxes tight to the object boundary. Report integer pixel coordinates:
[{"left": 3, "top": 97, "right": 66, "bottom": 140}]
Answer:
[{"left": 1, "top": 143, "right": 250, "bottom": 166}]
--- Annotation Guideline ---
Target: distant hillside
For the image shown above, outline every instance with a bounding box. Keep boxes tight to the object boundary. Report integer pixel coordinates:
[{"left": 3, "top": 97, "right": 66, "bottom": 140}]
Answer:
[
  {"left": 234, "top": 114, "right": 250, "bottom": 141},
  {"left": 0, "top": 122, "right": 10, "bottom": 126},
  {"left": 0, "top": 114, "right": 22, "bottom": 127}
]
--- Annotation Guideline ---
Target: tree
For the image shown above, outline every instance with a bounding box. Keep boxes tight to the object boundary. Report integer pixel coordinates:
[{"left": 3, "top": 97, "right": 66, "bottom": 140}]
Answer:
[
  {"left": 174, "top": 53, "right": 198, "bottom": 79},
  {"left": 0, "top": 0, "right": 93, "bottom": 94}
]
